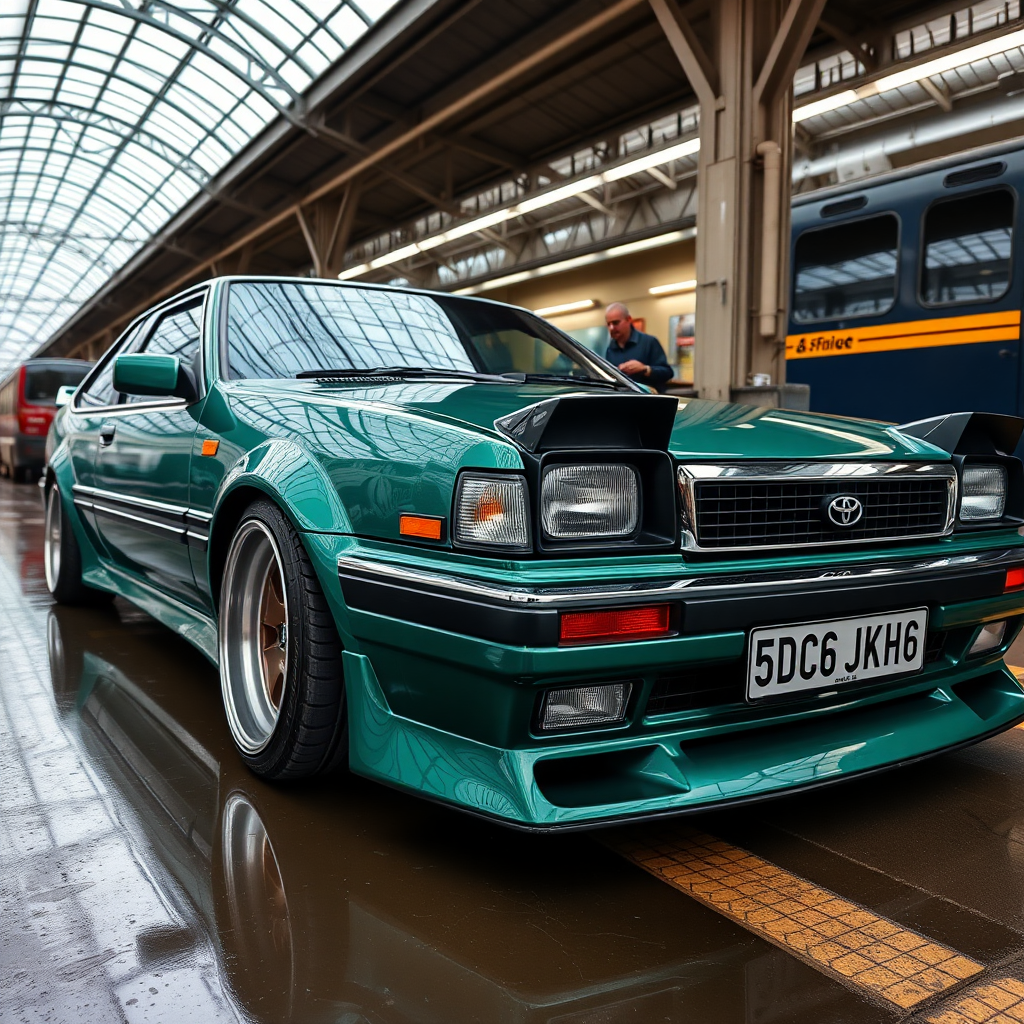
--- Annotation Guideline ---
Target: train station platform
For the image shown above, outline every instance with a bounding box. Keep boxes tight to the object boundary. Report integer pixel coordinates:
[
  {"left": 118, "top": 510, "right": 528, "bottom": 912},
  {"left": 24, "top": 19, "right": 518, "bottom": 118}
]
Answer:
[{"left": 4, "top": 471, "right": 1024, "bottom": 1023}]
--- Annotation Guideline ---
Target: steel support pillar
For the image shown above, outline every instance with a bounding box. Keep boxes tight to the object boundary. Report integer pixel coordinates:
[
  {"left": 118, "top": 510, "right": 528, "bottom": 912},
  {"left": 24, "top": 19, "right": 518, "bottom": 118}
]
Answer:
[{"left": 651, "top": 0, "right": 825, "bottom": 401}]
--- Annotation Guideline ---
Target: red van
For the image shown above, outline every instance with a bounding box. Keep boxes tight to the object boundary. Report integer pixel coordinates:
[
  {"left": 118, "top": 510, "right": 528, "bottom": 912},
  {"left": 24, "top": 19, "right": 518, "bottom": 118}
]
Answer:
[{"left": 0, "top": 359, "right": 92, "bottom": 481}]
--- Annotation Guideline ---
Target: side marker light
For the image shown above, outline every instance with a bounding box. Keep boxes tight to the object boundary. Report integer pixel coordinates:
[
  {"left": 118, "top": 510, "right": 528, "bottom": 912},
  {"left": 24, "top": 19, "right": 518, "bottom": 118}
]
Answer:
[
  {"left": 400, "top": 514, "right": 443, "bottom": 541},
  {"left": 560, "top": 604, "right": 671, "bottom": 645},
  {"left": 1006, "top": 568, "right": 1024, "bottom": 592},
  {"left": 201, "top": 439, "right": 220, "bottom": 456}
]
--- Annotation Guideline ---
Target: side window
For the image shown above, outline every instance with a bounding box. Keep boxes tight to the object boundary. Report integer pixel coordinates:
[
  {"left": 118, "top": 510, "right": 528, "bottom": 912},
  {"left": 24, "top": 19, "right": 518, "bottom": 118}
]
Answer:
[
  {"left": 126, "top": 299, "right": 203, "bottom": 403},
  {"left": 792, "top": 214, "right": 899, "bottom": 322},
  {"left": 921, "top": 188, "right": 1014, "bottom": 305},
  {"left": 77, "top": 320, "right": 146, "bottom": 409}
]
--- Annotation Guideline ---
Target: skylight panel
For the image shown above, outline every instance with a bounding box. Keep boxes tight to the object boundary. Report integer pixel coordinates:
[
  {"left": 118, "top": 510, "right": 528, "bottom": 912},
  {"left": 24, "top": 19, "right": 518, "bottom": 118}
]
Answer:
[
  {"left": 329, "top": 6, "right": 371, "bottom": 46},
  {"left": 0, "top": 0, "right": 400, "bottom": 376}
]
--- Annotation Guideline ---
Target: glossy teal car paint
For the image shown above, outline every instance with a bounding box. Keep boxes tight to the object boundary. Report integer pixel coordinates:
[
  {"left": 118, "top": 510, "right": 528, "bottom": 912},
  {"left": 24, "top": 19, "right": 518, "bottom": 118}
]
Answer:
[{"left": 42, "top": 276, "right": 1024, "bottom": 830}]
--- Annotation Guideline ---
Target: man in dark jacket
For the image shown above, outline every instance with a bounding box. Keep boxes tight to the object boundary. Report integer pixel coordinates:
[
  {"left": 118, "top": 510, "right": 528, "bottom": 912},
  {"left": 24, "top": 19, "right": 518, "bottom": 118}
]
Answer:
[{"left": 603, "top": 302, "right": 673, "bottom": 391}]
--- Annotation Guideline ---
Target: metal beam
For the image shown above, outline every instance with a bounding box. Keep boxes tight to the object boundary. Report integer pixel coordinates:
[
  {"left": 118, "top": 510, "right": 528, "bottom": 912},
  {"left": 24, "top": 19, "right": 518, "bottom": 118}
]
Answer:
[{"left": 648, "top": 0, "right": 718, "bottom": 107}]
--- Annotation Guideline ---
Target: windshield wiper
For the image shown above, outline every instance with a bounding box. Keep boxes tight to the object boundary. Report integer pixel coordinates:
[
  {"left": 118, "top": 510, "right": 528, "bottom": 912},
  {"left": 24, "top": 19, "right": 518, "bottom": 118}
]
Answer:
[
  {"left": 296, "top": 366, "right": 509, "bottom": 383},
  {"left": 500, "top": 372, "right": 631, "bottom": 390}
]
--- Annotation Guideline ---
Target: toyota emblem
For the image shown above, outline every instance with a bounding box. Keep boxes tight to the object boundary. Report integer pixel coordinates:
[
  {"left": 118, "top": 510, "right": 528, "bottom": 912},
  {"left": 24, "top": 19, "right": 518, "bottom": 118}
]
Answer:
[{"left": 826, "top": 494, "right": 863, "bottom": 527}]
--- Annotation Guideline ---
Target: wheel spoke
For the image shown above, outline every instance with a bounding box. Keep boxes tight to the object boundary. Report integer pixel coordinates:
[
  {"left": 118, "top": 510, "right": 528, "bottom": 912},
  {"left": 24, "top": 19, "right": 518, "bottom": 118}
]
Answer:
[{"left": 262, "top": 572, "right": 285, "bottom": 629}]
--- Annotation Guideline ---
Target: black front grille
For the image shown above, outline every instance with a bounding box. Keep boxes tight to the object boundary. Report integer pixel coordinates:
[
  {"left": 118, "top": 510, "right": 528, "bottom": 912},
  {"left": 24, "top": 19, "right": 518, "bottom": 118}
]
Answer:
[
  {"left": 692, "top": 477, "right": 950, "bottom": 549},
  {"left": 646, "top": 633, "right": 948, "bottom": 717}
]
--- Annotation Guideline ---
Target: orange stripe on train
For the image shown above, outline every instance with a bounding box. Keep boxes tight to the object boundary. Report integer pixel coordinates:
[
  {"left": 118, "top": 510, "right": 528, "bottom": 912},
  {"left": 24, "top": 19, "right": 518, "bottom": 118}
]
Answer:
[{"left": 785, "top": 310, "right": 1021, "bottom": 360}]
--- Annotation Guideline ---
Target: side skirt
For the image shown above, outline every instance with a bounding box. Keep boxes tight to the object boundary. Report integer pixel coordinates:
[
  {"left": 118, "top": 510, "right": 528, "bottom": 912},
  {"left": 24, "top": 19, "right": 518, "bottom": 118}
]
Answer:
[{"left": 84, "top": 562, "right": 219, "bottom": 665}]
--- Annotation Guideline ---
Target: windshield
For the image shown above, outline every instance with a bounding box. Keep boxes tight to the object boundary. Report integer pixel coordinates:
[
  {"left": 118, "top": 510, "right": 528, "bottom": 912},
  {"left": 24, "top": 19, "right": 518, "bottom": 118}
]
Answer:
[
  {"left": 225, "top": 281, "right": 625, "bottom": 385},
  {"left": 23, "top": 364, "right": 91, "bottom": 405}
]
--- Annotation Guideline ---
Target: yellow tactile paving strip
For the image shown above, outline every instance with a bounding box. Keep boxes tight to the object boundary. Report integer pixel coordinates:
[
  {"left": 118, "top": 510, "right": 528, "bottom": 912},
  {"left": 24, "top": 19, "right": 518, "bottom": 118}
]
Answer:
[
  {"left": 921, "top": 976, "right": 1024, "bottom": 1023},
  {"left": 608, "top": 830, "right": 982, "bottom": 1011}
]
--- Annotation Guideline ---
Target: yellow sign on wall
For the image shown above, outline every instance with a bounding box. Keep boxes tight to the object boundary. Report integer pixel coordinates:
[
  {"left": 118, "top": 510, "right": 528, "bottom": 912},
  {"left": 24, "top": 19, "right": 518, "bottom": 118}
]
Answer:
[{"left": 785, "top": 310, "right": 1021, "bottom": 360}]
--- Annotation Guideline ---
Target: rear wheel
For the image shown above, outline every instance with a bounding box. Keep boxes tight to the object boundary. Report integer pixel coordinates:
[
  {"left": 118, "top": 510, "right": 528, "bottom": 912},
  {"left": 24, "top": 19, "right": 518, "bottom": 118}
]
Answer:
[
  {"left": 219, "top": 500, "right": 347, "bottom": 780},
  {"left": 45, "top": 485, "right": 94, "bottom": 605}
]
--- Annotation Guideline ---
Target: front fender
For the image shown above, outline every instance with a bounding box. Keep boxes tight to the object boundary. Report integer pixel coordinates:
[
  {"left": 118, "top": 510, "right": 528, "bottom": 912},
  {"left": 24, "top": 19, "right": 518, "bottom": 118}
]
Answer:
[{"left": 214, "top": 438, "right": 353, "bottom": 534}]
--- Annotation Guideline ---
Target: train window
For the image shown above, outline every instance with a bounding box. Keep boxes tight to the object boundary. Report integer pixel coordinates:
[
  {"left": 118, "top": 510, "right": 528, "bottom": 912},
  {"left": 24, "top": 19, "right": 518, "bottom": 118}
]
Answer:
[
  {"left": 921, "top": 188, "right": 1014, "bottom": 305},
  {"left": 23, "top": 365, "right": 90, "bottom": 405},
  {"left": 792, "top": 214, "right": 899, "bottom": 322}
]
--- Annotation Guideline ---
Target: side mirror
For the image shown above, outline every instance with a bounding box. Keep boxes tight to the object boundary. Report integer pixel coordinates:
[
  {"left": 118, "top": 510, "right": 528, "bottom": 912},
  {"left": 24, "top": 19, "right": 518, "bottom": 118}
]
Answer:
[
  {"left": 55, "top": 385, "right": 76, "bottom": 408},
  {"left": 113, "top": 354, "right": 197, "bottom": 402}
]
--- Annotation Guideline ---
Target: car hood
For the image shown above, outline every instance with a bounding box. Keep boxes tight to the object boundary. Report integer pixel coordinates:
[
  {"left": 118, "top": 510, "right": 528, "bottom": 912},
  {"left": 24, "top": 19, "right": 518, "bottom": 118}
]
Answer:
[{"left": 257, "top": 380, "right": 944, "bottom": 462}]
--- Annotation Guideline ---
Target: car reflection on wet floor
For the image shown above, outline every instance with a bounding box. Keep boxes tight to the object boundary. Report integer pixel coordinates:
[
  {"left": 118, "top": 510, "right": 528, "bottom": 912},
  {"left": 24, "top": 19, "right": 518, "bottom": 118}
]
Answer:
[
  {"left": 3, "top": 477, "right": 885, "bottom": 1024},
  {"left": 6, "top": 474, "right": 1024, "bottom": 1024}
]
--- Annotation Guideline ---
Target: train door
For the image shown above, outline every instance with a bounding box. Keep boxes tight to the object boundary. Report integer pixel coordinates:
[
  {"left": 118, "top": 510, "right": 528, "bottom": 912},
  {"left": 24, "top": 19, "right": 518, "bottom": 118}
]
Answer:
[
  {"left": 786, "top": 154, "right": 1022, "bottom": 426},
  {"left": 910, "top": 185, "right": 1019, "bottom": 419}
]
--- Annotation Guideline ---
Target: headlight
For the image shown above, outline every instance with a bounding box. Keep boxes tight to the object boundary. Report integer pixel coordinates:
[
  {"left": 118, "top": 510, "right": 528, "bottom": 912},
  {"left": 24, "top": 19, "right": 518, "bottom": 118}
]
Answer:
[
  {"left": 541, "top": 463, "right": 639, "bottom": 540},
  {"left": 960, "top": 464, "right": 1007, "bottom": 521},
  {"left": 454, "top": 474, "right": 530, "bottom": 550}
]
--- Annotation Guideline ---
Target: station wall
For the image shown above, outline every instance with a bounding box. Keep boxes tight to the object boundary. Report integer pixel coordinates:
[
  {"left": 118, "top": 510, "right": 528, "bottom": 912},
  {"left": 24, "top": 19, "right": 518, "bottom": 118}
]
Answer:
[{"left": 478, "top": 238, "right": 697, "bottom": 375}]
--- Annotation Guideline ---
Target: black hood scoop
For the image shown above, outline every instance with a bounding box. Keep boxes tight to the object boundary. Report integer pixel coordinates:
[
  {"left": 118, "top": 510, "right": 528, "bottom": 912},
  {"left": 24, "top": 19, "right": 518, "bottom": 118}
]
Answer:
[{"left": 494, "top": 394, "right": 678, "bottom": 453}]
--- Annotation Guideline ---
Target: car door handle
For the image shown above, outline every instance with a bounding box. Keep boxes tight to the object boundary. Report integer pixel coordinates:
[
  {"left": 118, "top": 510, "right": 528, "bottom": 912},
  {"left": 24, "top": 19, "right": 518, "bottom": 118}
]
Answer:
[{"left": 99, "top": 423, "right": 117, "bottom": 447}]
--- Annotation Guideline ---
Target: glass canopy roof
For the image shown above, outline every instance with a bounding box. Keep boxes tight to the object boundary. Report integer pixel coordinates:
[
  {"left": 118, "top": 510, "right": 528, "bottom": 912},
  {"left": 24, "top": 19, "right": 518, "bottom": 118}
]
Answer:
[{"left": 0, "top": 0, "right": 399, "bottom": 378}]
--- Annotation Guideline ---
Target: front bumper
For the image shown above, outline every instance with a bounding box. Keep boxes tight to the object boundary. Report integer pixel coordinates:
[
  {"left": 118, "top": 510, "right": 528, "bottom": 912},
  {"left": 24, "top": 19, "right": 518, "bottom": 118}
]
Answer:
[{"left": 333, "top": 544, "right": 1024, "bottom": 828}]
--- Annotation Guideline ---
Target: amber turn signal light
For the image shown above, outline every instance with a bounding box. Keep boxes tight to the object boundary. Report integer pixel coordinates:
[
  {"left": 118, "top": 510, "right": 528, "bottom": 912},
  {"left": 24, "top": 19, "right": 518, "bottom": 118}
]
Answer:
[
  {"left": 1006, "top": 567, "right": 1024, "bottom": 592},
  {"left": 400, "top": 514, "right": 443, "bottom": 541},
  {"left": 560, "top": 604, "right": 671, "bottom": 645},
  {"left": 201, "top": 438, "right": 220, "bottom": 456}
]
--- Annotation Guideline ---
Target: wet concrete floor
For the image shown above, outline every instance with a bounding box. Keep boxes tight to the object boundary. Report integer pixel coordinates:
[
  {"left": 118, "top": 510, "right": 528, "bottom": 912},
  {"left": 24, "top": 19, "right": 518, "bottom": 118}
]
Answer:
[{"left": 4, "top": 474, "right": 1024, "bottom": 1023}]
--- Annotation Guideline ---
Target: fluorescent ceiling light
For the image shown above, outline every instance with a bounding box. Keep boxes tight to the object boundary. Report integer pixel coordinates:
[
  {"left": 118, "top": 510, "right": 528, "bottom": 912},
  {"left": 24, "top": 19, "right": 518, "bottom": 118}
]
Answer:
[
  {"left": 872, "top": 26, "right": 1024, "bottom": 93},
  {"left": 649, "top": 279, "right": 697, "bottom": 296},
  {"left": 533, "top": 299, "right": 597, "bottom": 317},
  {"left": 518, "top": 175, "right": 603, "bottom": 214},
  {"left": 793, "top": 27, "right": 1024, "bottom": 122},
  {"left": 339, "top": 140, "right": 701, "bottom": 281},
  {"left": 603, "top": 137, "right": 701, "bottom": 180},
  {"left": 792, "top": 90, "right": 860, "bottom": 122},
  {"left": 454, "top": 227, "right": 696, "bottom": 295}
]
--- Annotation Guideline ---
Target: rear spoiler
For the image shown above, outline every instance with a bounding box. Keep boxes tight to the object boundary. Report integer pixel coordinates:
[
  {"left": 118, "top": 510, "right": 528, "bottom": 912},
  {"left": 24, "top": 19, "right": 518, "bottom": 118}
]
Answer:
[{"left": 897, "top": 412, "right": 1024, "bottom": 456}]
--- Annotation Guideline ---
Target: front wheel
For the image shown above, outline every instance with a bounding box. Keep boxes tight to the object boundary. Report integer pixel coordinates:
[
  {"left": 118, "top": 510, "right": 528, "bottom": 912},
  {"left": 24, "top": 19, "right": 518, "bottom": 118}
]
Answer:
[{"left": 218, "top": 500, "right": 347, "bottom": 780}]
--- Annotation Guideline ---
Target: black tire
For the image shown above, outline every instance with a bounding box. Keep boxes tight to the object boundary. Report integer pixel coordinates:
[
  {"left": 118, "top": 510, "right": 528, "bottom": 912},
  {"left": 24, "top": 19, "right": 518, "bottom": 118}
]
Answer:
[
  {"left": 218, "top": 499, "right": 347, "bottom": 780},
  {"left": 44, "top": 484, "right": 98, "bottom": 605}
]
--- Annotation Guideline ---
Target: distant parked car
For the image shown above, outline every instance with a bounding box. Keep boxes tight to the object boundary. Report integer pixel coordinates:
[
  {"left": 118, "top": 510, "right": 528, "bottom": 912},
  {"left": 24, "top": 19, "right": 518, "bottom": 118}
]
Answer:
[
  {"left": 0, "top": 358, "right": 92, "bottom": 481},
  {"left": 39, "top": 276, "right": 1024, "bottom": 830}
]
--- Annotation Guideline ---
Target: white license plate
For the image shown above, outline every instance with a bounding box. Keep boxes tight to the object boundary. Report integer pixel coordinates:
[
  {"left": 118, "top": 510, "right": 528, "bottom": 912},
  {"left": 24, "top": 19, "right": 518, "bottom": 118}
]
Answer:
[{"left": 746, "top": 607, "right": 928, "bottom": 700}]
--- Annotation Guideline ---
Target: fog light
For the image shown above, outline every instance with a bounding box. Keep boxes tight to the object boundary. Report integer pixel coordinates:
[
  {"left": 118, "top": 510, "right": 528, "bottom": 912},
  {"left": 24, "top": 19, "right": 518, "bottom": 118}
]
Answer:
[
  {"left": 560, "top": 604, "right": 671, "bottom": 645},
  {"left": 540, "top": 682, "right": 630, "bottom": 730},
  {"left": 969, "top": 620, "right": 1007, "bottom": 656}
]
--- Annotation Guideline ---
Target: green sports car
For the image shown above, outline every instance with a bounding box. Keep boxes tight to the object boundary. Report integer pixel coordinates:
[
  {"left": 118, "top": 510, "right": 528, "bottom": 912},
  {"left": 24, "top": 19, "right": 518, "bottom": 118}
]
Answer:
[{"left": 41, "top": 276, "right": 1024, "bottom": 829}]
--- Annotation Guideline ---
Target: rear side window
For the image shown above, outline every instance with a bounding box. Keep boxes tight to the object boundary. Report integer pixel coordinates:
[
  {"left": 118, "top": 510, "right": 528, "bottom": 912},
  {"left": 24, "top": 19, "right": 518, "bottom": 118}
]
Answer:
[
  {"left": 792, "top": 214, "right": 899, "bottom": 322},
  {"left": 921, "top": 188, "right": 1014, "bottom": 305}
]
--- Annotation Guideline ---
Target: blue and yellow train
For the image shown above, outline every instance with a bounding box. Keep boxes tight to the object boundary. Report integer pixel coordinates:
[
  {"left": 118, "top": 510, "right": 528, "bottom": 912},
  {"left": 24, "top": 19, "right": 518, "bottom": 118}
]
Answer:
[{"left": 786, "top": 139, "right": 1022, "bottom": 434}]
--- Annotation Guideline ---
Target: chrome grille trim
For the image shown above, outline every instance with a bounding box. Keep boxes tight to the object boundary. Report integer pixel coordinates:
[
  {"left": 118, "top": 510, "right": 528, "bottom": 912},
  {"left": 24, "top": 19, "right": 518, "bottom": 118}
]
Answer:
[{"left": 676, "top": 462, "right": 958, "bottom": 552}]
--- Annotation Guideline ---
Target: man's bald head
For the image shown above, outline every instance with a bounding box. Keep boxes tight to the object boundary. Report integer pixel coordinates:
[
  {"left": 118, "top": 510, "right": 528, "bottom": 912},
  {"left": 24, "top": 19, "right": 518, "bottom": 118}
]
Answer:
[{"left": 605, "top": 302, "right": 633, "bottom": 347}]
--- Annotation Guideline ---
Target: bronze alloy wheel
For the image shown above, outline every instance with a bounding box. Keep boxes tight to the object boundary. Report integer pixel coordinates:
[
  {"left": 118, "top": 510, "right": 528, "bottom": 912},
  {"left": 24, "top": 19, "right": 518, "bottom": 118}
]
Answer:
[
  {"left": 220, "top": 519, "right": 290, "bottom": 754},
  {"left": 218, "top": 500, "right": 347, "bottom": 779}
]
